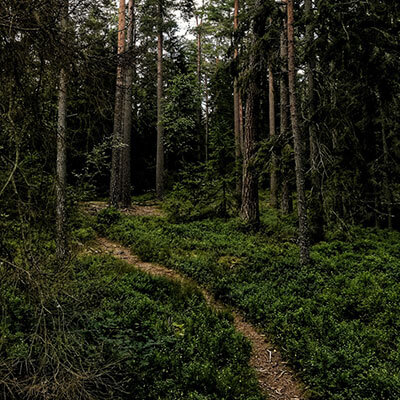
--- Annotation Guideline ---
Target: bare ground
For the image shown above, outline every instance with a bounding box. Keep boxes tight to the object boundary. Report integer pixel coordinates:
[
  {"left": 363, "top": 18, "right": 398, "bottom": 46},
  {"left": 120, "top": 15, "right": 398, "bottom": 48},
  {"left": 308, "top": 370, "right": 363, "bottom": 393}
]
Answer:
[{"left": 81, "top": 200, "right": 164, "bottom": 217}]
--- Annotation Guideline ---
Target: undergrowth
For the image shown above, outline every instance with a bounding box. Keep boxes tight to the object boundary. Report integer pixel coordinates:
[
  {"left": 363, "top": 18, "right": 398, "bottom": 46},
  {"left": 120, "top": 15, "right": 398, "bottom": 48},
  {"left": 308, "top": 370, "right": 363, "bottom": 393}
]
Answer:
[
  {"left": 100, "top": 207, "right": 400, "bottom": 400},
  {"left": 1, "top": 251, "right": 262, "bottom": 399}
]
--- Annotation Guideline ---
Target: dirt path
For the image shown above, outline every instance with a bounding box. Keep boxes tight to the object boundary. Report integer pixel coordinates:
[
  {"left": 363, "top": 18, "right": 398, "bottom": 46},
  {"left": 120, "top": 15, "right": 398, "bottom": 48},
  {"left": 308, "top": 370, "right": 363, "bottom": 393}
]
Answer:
[
  {"left": 81, "top": 200, "right": 164, "bottom": 217},
  {"left": 88, "top": 235, "right": 307, "bottom": 400}
]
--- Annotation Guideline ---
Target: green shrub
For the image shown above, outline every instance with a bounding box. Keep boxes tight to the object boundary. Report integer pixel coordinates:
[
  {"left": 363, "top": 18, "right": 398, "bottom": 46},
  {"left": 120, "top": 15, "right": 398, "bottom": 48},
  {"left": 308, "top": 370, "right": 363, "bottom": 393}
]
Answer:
[
  {"left": 164, "top": 165, "right": 235, "bottom": 223},
  {"left": 1, "top": 253, "right": 262, "bottom": 400},
  {"left": 96, "top": 206, "right": 121, "bottom": 231},
  {"left": 72, "top": 226, "right": 96, "bottom": 243},
  {"left": 102, "top": 213, "right": 400, "bottom": 399}
]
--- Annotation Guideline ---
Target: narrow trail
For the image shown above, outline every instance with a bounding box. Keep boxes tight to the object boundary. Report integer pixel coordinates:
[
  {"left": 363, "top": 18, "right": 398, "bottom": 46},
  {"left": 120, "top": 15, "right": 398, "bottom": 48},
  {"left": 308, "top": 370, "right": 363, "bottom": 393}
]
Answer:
[{"left": 83, "top": 202, "right": 307, "bottom": 400}]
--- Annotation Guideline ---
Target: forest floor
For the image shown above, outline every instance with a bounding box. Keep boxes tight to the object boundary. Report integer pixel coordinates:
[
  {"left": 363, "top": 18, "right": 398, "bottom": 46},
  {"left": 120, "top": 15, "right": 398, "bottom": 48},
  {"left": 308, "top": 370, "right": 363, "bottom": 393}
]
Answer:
[{"left": 83, "top": 201, "right": 306, "bottom": 400}]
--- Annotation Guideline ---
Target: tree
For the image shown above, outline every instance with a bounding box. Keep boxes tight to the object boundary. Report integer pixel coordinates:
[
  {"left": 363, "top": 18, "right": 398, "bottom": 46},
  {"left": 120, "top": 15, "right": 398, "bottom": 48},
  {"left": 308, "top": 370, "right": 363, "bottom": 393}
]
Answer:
[
  {"left": 56, "top": 0, "right": 69, "bottom": 260},
  {"left": 205, "top": 71, "right": 210, "bottom": 161},
  {"left": 240, "top": 1, "right": 262, "bottom": 228},
  {"left": 233, "top": 0, "right": 242, "bottom": 204},
  {"left": 279, "top": 16, "right": 291, "bottom": 214},
  {"left": 156, "top": 0, "right": 164, "bottom": 198},
  {"left": 110, "top": 0, "right": 126, "bottom": 207},
  {"left": 305, "top": 0, "right": 317, "bottom": 187},
  {"left": 287, "top": 0, "right": 310, "bottom": 264},
  {"left": 121, "top": 0, "right": 136, "bottom": 207},
  {"left": 195, "top": 1, "right": 204, "bottom": 160},
  {"left": 304, "top": 0, "right": 323, "bottom": 240},
  {"left": 269, "top": 61, "right": 277, "bottom": 208}
]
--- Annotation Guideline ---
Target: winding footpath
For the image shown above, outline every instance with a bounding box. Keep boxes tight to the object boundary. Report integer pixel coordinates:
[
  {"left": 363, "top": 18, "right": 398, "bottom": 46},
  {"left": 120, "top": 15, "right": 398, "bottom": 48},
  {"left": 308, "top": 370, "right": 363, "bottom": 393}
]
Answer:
[{"left": 83, "top": 202, "right": 307, "bottom": 400}]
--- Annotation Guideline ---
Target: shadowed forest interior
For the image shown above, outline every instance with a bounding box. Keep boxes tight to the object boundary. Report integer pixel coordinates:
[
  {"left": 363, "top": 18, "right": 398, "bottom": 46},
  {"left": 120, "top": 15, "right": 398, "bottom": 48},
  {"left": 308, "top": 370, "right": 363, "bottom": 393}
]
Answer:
[{"left": 1, "top": 0, "right": 400, "bottom": 399}]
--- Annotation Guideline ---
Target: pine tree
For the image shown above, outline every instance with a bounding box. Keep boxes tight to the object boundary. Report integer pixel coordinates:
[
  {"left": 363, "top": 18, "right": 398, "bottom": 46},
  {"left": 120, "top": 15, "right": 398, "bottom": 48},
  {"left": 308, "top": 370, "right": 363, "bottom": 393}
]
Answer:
[
  {"left": 120, "top": 0, "right": 136, "bottom": 208},
  {"left": 156, "top": 0, "right": 164, "bottom": 198},
  {"left": 110, "top": 0, "right": 126, "bottom": 207},
  {"left": 240, "top": 0, "right": 261, "bottom": 228},
  {"left": 195, "top": 1, "right": 204, "bottom": 160},
  {"left": 279, "top": 16, "right": 291, "bottom": 214},
  {"left": 56, "top": 0, "right": 69, "bottom": 260},
  {"left": 269, "top": 61, "right": 278, "bottom": 208},
  {"left": 287, "top": 0, "right": 310, "bottom": 264},
  {"left": 233, "top": 0, "right": 242, "bottom": 205}
]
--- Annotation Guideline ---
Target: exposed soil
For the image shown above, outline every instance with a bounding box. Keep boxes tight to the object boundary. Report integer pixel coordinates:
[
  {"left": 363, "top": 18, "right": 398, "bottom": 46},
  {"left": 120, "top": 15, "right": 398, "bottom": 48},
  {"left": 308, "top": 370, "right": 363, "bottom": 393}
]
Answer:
[
  {"left": 81, "top": 200, "right": 164, "bottom": 217},
  {"left": 86, "top": 233, "right": 307, "bottom": 400}
]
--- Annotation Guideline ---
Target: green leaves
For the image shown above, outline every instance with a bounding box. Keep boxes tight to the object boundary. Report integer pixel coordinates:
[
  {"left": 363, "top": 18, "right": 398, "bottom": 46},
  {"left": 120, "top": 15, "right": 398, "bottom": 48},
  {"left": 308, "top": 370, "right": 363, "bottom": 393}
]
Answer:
[
  {"left": 104, "top": 211, "right": 400, "bottom": 399},
  {"left": 70, "top": 255, "right": 263, "bottom": 399},
  {"left": 163, "top": 73, "right": 200, "bottom": 158}
]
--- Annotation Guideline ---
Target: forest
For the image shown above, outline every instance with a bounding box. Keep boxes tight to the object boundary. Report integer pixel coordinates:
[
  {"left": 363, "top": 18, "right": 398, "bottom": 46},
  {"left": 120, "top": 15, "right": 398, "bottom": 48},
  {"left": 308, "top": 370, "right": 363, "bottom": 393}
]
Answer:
[{"left": 1, "top": 0, "right": 400, "bottom": 399}]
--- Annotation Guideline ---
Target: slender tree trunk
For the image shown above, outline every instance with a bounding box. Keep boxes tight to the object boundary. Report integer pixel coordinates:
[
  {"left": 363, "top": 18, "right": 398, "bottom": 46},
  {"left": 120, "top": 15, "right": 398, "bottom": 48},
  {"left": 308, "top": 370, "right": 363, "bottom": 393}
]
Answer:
[
  {"left": 110, "top": 0, "right": 126, "bottom": 207},
  {"left": 56, "top": 0, "right": 68, "bottom": 261},
  {"left": 205, "top": 72, "right": 209, "bottom": 161},
  {"left": 382, "top": 127, "right": 392, "bottom": 229},
  {"left": 196, "top": 14, "right": 202, "bottom": 87},
  {"left": 269, "top": 62, "right": 278, "bottom": 208},
  {"left": 280, "top": 18, "right": 291, "bottom": 214},
  {"left": 233, "top": 0, "right": 242, "bottom": 204},
  {"left": 156, "top": 1, "right": 164, "bottom": 198},
  {"left": 120, "top": 0, "right": 135, "bottom": 208},
  {"left": 239, "top": 93, "right": 244, "bottom": 154},
  {"left": 240, "top": 25, "right": 259, "bottom": 227},
  {"left": 196, "top": 11, "right": 203, "bottom": 160},
  {"left": 305, "top": 0, "right": 317, "bottom": 187},
  {"left": 287, "top": 0, "right": 310, "bottom": 264},
  {"left": 305, "top": 0, "right": 323, "bottom": 240}
]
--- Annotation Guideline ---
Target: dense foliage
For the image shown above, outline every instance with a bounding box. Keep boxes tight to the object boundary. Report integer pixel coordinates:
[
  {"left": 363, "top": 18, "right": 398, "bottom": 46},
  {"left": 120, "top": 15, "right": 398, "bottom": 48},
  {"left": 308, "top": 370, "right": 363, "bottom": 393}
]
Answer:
[
  {"left": 102, "top": 208, "right": 400, "bottom": 399},
  {"left": 2, "top": 0, "right": 400, "bottom": 398},
  {"left": 1, "top": 251, "right": 262, "bottom": 399}
]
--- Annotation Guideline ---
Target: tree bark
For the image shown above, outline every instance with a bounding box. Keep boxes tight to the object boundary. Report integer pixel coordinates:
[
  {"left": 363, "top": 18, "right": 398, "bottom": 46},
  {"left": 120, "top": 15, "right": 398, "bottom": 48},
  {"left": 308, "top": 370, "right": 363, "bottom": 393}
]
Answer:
[
  {"left": 305, "top": 0, "right": 317, "bottom": 188},
  {"left": 196, "top": 10, "right": 203, "bottom": 160},
  {"left": 269, "top": 62, "right": 278, "bottom": 208},
  {"left": 382, "top": 127, "right": 392, "bottom": 229},
  {"left": 56, "top": 0, "right": 68, "bottom": 261},
  {"left": 196, "top": 14, "right": 202, "bottom": 87},
  {"left": 120, "top": 0, "right": 135, "bottom": 208},
  {"left": 156, "top": 1, "right": 164, "bottom": 198},
  {"left": 240, "top": 22, "right": 259, "bottom": 227},
  {"left": 280, "top": 18, "right": 291, "bottom": 214},
  {"left": 205, "top": 72, "right": 209, "bottom": 161},
  {"left": 239, "top": 93, "right": 244, "bottom": 154},
  {"left": 287, "top": 0, "right": 310, "bottom": 265},
  {"left": 110, "top": 0, "right": 126, "bottom": 207},
  {"left": 305, "top": 0, "right": 324, "bottom": 240},
  {"left": 233, "top": 0, "right": 242, "bottom": 204}
]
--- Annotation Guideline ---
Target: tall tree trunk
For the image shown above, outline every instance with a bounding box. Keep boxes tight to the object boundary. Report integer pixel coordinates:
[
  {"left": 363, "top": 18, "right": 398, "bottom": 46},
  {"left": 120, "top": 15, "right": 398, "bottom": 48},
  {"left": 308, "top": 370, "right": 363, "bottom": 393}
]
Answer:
[
  {"left": 233, "top": 0, "right": 242, "bottom": 204},
  {"left": 240, "top": 24, "right": 259, "bottom": 227},
  {"left": 205, "top": 72, "right": 209, "bottom": 161},
  {"left": 110, "top": 0, "right": 126, "bottom": 207},
  {"left": 196, "top": 14, "right": 202, "bottom": 88},
  {"left": 287, "top": 0, "right": 310, "bottom": 265},
  {"left": 280, "top": 18, "right": 291, "bottom": 214},
  {"left": 305, "top": 0, "right": 323, "bottom": 240},
  {"left": 120, "top": 0, "right": 135, "bottom": 208},
  {"left": 305, "top": 0, "right": 317, "bottom": 187},
  {"left": 156, "top": 1, "right": 164, "bottom": 198},
  {"left": 56, "top": 0, "right": 68, "bottom": 261},
  {"left": 239, "top": 93, "right": 244, "bottom": 154},
  {"left": 382, "top": 127, "right": 392, "bottom": 229},
  {"left": 269, "top": 62, "right": 278, "bottom": 208},
  {"left": 196, "top": 11, "right": 203, "bottom": 160}
]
